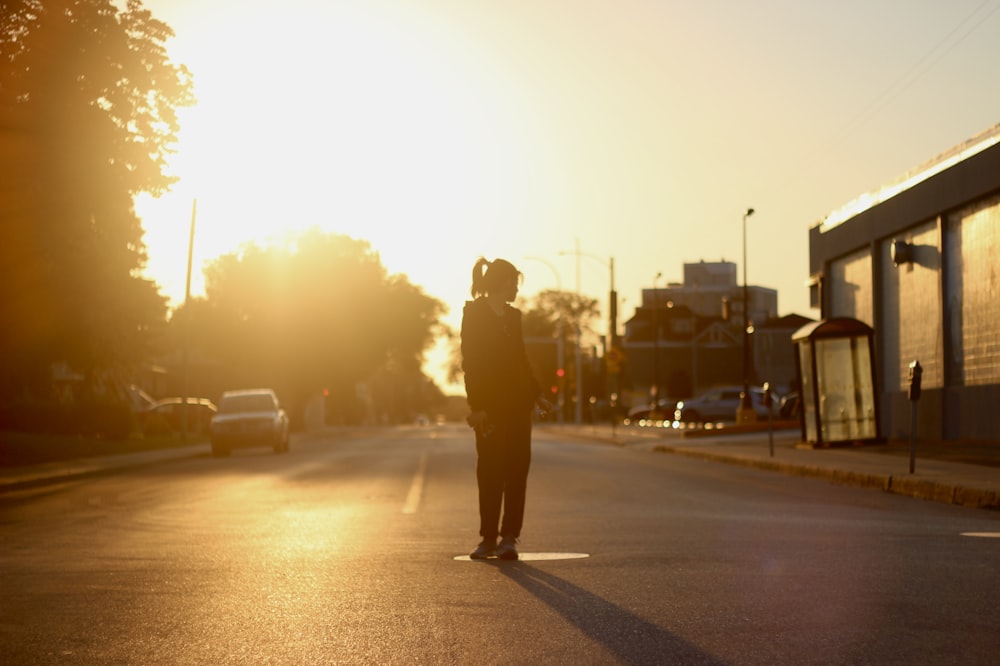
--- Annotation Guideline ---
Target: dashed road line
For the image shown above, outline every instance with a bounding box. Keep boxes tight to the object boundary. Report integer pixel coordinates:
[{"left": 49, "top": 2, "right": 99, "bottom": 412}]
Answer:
[{"left": 402, "top": 451, "right": 428, "bottom": 515}]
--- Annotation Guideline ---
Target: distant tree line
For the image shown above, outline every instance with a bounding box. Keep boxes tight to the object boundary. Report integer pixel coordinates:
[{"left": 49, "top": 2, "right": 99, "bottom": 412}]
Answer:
[
  {"left": 169, "top": 231, "right": 448, "bottom": 426},
  {"left": 0, "top": 2, "right": 449, "bottom": 433},
  {"left": 0, "top": 0, "right": 606, "bottom": 434},
  {"left": 1, "top": 0, "right": 192, "bottom": 402}
]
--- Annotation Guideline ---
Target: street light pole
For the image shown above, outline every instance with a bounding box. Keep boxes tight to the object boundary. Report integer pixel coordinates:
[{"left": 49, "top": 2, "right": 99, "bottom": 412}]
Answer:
[
  {"left": 608, "top": 256, "right": 617, "bottom": 347},
  {"left": 739, "top": 207, "right": 755, "bottom": 424},
  {"left": 558, "top": 243, "right": 619, "bottom": 424},
  {"left": 652, "top": 271, "right": 662, "bottom": 415},
  {"left": 558, "top": 247, "right": 617, "bottom": 347},
  {"left": 180, "top": 198, "right": 197, "bottom": 440}
]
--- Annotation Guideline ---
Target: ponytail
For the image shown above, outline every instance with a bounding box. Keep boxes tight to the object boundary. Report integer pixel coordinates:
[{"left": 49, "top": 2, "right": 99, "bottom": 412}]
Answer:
[
  {"left": 470, "top": 257, "right": 522, "bottom": 298},
  {"left": 471, "top": 257, "right": 490, "bottom": 297}
]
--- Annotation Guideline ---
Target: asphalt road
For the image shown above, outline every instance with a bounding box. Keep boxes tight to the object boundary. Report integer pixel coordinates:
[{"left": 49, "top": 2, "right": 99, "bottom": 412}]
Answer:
[{"left": 1, "top": 425, "right": 998, "bottom": 665}]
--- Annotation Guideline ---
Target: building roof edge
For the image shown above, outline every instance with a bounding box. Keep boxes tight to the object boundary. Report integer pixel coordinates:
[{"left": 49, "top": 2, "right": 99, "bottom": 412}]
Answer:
[{"left": 814, "top": 123, "right": 1000, "bottom": 233}]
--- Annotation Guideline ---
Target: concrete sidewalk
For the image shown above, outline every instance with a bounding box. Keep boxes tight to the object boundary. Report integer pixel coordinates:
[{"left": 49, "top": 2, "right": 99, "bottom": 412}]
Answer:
[
  {"left": 0, "top": 444, "right": 206, "bottom": 493},
  {"left": 544, "top": 423, "right": 1000, "bottom": 511}
]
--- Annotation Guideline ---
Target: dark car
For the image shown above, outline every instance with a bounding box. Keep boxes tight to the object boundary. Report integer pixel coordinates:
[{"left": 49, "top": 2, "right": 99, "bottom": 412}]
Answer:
[
  {"left": 779, "top": 391, "right": 801, "bottom": 419},
  {"left": 209, "top": 389, "right": 290, "bottom": 457},
  {"left": 141, "top": 397, "right": 217, "bottom": 435}
]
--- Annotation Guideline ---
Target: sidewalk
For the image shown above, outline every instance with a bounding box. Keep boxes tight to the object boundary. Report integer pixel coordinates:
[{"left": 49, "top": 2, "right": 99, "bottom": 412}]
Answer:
[
  {"left": 544, "top": 423, "right": 1000, "bottom": 511},
  {"left": 0, "top": 444, "right": 206, "bottom": 493}
]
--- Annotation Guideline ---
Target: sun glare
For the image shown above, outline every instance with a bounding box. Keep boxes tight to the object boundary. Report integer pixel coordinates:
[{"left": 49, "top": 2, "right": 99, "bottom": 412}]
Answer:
[{"left": 137, "top": 1, "right": 539, "bottom": 316}]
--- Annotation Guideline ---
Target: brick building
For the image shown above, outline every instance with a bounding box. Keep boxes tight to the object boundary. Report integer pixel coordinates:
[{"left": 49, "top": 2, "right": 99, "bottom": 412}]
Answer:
[{"left": 807, "top": 124, "right": 1000, "bottom": 442}]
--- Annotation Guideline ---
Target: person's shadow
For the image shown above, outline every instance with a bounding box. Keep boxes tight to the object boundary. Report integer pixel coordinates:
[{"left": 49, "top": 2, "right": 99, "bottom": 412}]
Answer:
[{"left": 489, "top": 561, "right": 729, "bottom": 665}]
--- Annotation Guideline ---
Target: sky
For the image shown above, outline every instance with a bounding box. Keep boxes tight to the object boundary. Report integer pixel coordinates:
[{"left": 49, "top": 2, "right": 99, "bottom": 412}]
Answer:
[{"left": 134, "top": 0, "right": 1000, "bottom": 392}]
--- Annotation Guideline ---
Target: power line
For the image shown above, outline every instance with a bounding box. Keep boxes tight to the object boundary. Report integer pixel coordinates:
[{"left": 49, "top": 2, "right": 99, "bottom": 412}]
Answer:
[{"left": 832, "top": 0, "right": 1000, "bottom": 143}]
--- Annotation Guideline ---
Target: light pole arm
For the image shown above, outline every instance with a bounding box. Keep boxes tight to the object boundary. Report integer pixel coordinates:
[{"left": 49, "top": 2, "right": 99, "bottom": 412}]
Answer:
[
  {"left": 523, "top": 256, "right": 563, "bottom": 291},
  {"left": 558, "top": 248, "right": 617, "bottom": 343}
]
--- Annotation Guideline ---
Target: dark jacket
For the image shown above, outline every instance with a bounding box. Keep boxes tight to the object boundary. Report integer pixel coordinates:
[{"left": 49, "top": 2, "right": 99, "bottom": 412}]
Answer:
[{"left": 461, "top": 298, "right": 541, "bottom": 415}]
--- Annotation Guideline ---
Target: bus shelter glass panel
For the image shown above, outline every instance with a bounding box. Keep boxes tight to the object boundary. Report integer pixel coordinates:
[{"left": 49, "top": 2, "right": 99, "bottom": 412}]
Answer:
[
  {"left": 814, "top": 336, "right": 877, "bottom": 442},
  {"left": 799, "top": 342, "right": 817, "bottom": 442}
]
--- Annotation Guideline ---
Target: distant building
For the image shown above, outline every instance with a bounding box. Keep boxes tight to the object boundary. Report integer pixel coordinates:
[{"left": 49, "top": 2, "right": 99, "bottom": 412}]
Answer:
[
  {"left": 807, "top": 124, "right": 1000, "bottom": 442},
  {"left": 620, "top": 261, "right": 807, "bottom": 409},
  {"left": 646, "top": 260, "right": 777, "bottom": 325}
]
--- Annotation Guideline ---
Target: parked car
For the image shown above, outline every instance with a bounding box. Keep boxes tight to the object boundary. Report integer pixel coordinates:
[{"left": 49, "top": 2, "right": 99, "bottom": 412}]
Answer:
[
  {"left": 673, "top": 386, "right": 773, "bottom": 423},
  {"left": 779, "top": 391, "right": 801, "bottom": 419},
  {"left": 126, "top": 384, "right": 156, "bottom": 413},
  {"left": 209, "top": 389, "right": 290, "bottom": 457},
  {"left": 141, "top": 397, "right": 217, "bottom": 435},
  {"left": 625, "top": 399, "right": 678, "bottom": 424}
]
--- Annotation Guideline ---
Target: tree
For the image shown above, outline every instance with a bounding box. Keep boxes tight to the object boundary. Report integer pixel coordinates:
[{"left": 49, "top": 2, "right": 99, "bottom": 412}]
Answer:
[
  {"left": 520, "top": 289, "right": 601, "bottom": 421},
  {"left": 175, "top": 229, "right": 447, "bottom": 424},
  {"left": 520, "top": 289, "right": 600, "bottom": 341},
  {"left": 0, "top": 0, "right": 193, "bottom": 400}
]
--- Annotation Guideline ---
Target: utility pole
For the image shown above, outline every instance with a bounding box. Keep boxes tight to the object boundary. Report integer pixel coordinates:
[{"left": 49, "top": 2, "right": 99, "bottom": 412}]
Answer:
[
  {"left": 652, "top": 272, "right": 662, "bottom": 415},
  {"left": 180, "top": 198, "right": 197, "bottom": 440},
  {"left": 738, "top": 207, "right": 756, "bottom": 424}
]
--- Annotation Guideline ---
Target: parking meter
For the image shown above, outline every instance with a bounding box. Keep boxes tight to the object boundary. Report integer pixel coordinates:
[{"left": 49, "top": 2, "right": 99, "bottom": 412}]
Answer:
[
  {"left": 762, "top": 382, "right": 774, "bottom": 410},
  {"left": 908, "top": 360, "right": 922, "bottom": 473},
  {"left": 762, "top": 382, "right": 775, "bottom": 457},
  {"left": 908, "top": 361, "right": 922, "bottom": 401}
]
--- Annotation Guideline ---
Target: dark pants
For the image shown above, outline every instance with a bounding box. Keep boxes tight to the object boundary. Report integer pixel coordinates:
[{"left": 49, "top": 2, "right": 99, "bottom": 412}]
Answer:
[{"left": 475, "top": 409, "right": 532, "bottom": 540}]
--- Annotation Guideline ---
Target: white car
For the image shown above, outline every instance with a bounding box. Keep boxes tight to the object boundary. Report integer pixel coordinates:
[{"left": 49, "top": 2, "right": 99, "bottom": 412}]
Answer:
[
  {"left": 673, "top": 386, "right": 772, "bottom": 423},
  {"left": 209, "top": 389, "right": 290, "bottom": 457}
]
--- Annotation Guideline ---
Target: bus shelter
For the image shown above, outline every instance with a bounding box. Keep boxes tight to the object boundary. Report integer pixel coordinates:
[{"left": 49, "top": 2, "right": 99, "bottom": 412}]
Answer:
[{"left": 792, "top": 318, "right": 881, "bottom": 447}]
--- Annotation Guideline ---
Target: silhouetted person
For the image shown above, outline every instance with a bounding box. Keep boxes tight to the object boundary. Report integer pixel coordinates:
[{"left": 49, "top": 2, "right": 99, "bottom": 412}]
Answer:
[{"left": 462, "top": 257, "right": 551, "bottom": 560}]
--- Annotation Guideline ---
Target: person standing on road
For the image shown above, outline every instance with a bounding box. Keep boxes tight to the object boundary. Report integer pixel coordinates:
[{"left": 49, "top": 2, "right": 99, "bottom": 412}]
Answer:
[{"left": 461, "top": 257, "right": 551, "bottom": 560}]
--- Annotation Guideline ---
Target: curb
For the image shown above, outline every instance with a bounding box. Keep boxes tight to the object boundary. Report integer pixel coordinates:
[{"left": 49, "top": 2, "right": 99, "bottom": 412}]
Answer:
[{"left": 653, "top": 445, "right": 1000, "bottom": 511}]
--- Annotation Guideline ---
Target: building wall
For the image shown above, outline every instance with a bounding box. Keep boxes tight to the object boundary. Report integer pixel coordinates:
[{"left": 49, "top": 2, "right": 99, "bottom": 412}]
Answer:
[
  {"left": 945, "top": 194, "right": 1000, "bottom": 387},
  {"left": 876, "top": 194, "right": 1000, "bottom": 440},
  {"left": 880, "top": 219, "right": 943, "bottom": 393},
  {"left": 809, "top": 128, "right": 1000, "bottom": 442},
  {"left": 684, "top": 261, "right": 736, "bottom": 287},
  {"left": 877, "top": 219, "right": 945, "bottom": 438},
  {"left": 829, "top": 248, "right": 874, "bottom": 326},
  {"left": 943, "top": 193, "right": 1000, "bottom": 440}
]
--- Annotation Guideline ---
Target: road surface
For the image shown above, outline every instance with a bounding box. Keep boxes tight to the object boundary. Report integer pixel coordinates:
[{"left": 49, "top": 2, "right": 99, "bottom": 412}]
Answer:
[{"left": 2, "top": 425, "right": 998, "bottom": 664}]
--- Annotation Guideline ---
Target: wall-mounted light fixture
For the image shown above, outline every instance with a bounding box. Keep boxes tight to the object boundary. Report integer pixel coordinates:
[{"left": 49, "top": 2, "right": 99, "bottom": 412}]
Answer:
[{"left": 891, "top": 239, "right": 914, "bottom": 267}]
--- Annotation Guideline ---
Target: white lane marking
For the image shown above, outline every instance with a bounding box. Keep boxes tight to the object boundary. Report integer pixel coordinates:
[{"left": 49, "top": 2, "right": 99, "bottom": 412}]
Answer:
[
  {"left": 454, "top": 553, "right": 591, "bottom": 561},
  {"left": 402, "top": 451, "right": 428, "bottom": 515},
  {"left": 960, "top": 532, "right": 1000, "bottom": 538}
]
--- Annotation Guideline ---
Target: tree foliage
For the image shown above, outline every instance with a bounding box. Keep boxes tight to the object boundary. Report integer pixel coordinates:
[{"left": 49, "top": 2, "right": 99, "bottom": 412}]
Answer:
[
  {"left": 520, "top": 289, "right": 602, "bottom": 420},
  {"left": 174, "top": 229, "right": 447, "bottom": 424},
  {"left": 0, "top": 0, "right": 193, "bottom": 399},
  {"left": 520, "top": 289, "right": 600, "bottom": 340}
]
